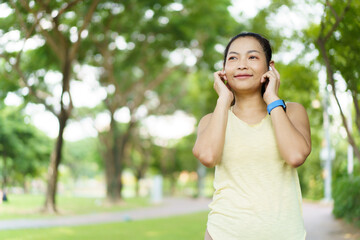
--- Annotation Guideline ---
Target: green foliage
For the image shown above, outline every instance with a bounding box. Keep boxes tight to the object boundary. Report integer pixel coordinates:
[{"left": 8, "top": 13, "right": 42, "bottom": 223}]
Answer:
[
  {"left": 333, "top": 176, "right": 360, "bottom": 226},
  {"left": 173, "top": 134, "right": 198, "bottom": 172},
  {"left": 298, "top": 150, "right": 324, "bottom": 200},
  {"left": 82, "top": 0, "right": 240, "bottom": 109},
  {"left": 303, "top": 0, "right": 360, "bottom": 207},
  {"left": 179, "top": 70, "right": 218, "bottom": 120},
  {"left": 0, "top": 57, "right": 21, "bottom": 100},
  {"left": 62, "top": 138, "right": 102, "bottom": 180},
  {"left": 2, "top": 0, "right": 356, "bottom": 207},
  {"left": 0, "top": 104, "right": 52, "bottom": 186},
  {"left": 325, "top": 0, "right": 360, "bottom": 93}
]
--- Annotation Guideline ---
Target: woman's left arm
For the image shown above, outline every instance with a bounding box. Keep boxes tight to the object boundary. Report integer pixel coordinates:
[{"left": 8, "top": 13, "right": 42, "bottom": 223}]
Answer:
[
  {"left": 261, "top": 62, "right": 311, "bottom": 168},
  {"left": 269, "top": 103, "right": 311, "bottom": 168}
]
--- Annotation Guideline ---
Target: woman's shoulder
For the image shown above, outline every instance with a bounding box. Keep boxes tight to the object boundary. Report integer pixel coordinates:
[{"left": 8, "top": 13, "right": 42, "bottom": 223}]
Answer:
[
  {"left": 196, "top": 113, "right": 213, "bottom": 133},
  {"left": 198, "top": 112, "right": 213, "bottom": 125},
  {"left": 285, "top": 102, "right": 307, "bottom": 111},
  {"left": 285, "top": 102, "right": 309, "bottom": 118}
]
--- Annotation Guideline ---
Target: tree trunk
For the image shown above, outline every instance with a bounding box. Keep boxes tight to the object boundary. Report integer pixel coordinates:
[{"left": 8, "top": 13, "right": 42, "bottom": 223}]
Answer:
[
  {"left": 135, "top": 175, "right": 141, "bottom": 197},
  {"left": 317, "top": 38, "right": 360, "bottom": 163},
  {"left": 43, "top": 55, "right": 72, "bottom": 213},
  {"left": 103, "top": 115, "right": 135, "bottom": 203},
  {"left": 351, "top": 90, "right": 360, "bottom": 131},
  {"left": 23, "top": 178, "right": 29, "bottom": 194},
  {"left": 105, "top": 159, "right": 121, "bottom": 202},
  {"left": 43, "top": 109, "right": 68, "bottom": 212},
  {"left": 135, "top": 164, "right": 148, "bottom": 197},
  {"left": 169, "top": 173, "right": 177, "bottom": 196},
  {"left": 104, "top": 114, "right": 122, "bottom": 203},
  {"left": 2, "top": 152, "right": 7, "bottom": 190},
  {"left": 99, "top": 131, "right": 117, "bottom": 202},
  {"left": 134, "top": 145, "right": 150, "bottom": 197}
]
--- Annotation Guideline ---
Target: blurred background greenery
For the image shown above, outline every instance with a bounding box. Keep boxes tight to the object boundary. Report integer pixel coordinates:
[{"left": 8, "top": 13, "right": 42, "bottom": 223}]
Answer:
[{"left": 0, "top": 0, "right": 359, "bottom": 236}]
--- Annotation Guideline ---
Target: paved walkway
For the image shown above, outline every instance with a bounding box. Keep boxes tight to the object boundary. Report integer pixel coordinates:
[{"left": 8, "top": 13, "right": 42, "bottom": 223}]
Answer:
[
  {"left": 0, "top": 197, "right": 359, "bottom": 240},
  {"left": 303, "top": 200, "right": 360, "bottom": 240},
  {"left": 0, "top": 197, "right": 210, "bottom": 230}
]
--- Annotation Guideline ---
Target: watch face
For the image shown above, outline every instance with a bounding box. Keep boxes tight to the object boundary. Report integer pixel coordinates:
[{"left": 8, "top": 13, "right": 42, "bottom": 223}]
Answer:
[{"left": 281, "top": 100, "right": 286, "bottom": 111}]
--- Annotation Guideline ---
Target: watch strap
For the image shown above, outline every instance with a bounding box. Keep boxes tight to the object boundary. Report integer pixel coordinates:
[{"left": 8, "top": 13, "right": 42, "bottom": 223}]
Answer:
[{"left": 267, "top": 99, "right": 286, "bottom": 115}]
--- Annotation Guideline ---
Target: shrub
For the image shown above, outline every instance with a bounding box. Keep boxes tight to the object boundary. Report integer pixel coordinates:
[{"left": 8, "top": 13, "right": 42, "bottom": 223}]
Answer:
[{"left": 332, "top": 176, "right": 360, "bottom": 227}]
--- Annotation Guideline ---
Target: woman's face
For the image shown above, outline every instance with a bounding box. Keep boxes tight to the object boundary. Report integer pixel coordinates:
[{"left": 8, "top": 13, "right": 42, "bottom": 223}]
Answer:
[{"left": 224, "top": 37, "right": 268, "bottom": 94}]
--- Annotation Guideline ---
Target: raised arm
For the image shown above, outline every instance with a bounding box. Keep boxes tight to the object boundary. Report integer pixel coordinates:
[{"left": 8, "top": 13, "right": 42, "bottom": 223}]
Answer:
[
  {"left": 192, "top": 71, "right": 233, "bottom": 168},
  {"left": 270, "top": 102, "right": 311, "bottom": 168},
  {"left": 261, "top": 62, "right": 311, "bottom": 168}
]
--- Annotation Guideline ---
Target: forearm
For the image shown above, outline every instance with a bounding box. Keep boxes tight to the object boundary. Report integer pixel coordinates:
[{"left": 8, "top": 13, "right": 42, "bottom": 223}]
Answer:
[
  {"left": 193, "top": 97, "right": 230, "bottom": 167},
  {"left": 270, "top": 107, "right": 311, "bottom": 167}
]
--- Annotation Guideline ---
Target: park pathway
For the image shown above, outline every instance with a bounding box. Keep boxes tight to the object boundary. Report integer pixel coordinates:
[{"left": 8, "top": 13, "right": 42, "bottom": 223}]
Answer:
[
  {"left": 0, "top": 197, "right": 359, "bottom": 239},
  {"left": 302, "top": 200, "right": 360, "bottom": 240},
  {"left": 0, "top": 197, "right": 210, "bottom": 230}
]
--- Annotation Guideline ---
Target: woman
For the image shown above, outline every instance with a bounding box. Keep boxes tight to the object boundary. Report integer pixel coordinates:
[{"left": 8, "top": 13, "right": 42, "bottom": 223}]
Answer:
[{"left": 192, "top": 32, "right": 311, "bottom": 240}]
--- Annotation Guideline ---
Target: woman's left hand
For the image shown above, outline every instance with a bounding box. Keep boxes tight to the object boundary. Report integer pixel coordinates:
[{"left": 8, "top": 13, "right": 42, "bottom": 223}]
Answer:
[{"left": 261, "top": 62, "right": 281, "bottom": 105}]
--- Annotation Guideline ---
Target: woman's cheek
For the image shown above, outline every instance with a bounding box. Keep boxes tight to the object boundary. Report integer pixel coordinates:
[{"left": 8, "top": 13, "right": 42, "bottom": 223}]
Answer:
[{"left": 224, "top": 64, "right": 235, "bottom": 74}]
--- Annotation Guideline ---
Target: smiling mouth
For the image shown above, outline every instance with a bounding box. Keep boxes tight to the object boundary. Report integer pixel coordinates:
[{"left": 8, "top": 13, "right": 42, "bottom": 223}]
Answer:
[{"left": 234, "top": 74, "right": 253, "bottom": 79}]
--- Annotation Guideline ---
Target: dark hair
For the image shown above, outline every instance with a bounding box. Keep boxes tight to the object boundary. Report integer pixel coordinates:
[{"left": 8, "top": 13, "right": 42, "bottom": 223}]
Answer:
[{"left": 223, "top": 32, "right": 272, "bottom": 67}]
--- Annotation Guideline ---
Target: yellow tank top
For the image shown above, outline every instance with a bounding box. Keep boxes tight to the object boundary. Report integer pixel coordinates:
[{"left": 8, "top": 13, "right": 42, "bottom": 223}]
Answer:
[{"left": 207, "top": 108, "right": 306, "bottom": 240}]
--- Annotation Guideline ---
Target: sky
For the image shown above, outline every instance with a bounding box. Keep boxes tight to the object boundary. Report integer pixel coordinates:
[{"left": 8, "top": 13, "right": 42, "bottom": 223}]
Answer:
[{"left": 1, "top": 1, "right": 337, "bottom": 143}]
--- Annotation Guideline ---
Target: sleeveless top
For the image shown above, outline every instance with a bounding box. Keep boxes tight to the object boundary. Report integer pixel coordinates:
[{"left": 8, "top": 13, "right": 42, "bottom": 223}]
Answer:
[{"left": 207, "top": 108, "right": 306, "bottom": 240}]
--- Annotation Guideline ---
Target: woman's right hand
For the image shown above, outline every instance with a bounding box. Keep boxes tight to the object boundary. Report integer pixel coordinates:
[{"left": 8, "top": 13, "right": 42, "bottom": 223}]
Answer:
[
  {"left": 213, "top": 70, "right": 233, "bottom": 106},
  {"left": 194, "top": 71, "right": 233, "bottom": 168}
]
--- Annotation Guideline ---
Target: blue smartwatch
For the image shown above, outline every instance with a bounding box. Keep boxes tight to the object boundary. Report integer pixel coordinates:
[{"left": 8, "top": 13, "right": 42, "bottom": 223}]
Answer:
[{"left": 267, "top": 99, "right": 286, "bottom": 115}]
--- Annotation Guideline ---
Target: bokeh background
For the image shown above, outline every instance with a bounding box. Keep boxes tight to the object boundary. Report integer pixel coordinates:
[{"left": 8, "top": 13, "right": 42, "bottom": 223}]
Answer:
[{"left": 0, "top": 0, "right": 359, "bottom": 239}]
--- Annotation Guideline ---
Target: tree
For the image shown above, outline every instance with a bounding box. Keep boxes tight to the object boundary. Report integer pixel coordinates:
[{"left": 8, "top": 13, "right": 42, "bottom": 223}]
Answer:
[
  {"left": 0, "top": 0, "right": 100, "bottom": 212},
  {"left": 0, "top": 104, "right": 51, "bottom": 191},
  {"left": 124, "top": 131, "right": 152, "bottom": 197},
  {"left": 62, "top": 137, "right": 102, "bottom": 181},
  {"left": 80, "top": 0, "right": 239, "bottom": 202},
  {"left": 312, "top": 0, "right": 360, "bottom": 163}
]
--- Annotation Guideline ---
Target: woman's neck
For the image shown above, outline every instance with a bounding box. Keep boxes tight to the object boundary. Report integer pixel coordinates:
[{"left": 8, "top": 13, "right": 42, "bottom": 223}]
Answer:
[{"left": 232, "top": 93, "right": 267, "bottom": 115}]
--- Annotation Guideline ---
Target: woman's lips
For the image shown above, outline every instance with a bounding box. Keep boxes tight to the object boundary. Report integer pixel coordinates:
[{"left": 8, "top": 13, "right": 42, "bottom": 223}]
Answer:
[{"left": 234, "top": 74, "right": 253, "bottom": 79}]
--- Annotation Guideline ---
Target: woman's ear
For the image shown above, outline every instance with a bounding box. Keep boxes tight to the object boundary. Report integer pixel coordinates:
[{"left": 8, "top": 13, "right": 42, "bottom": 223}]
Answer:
[{"left": 269, "top": 61, "right": 274, "bottom": 70}]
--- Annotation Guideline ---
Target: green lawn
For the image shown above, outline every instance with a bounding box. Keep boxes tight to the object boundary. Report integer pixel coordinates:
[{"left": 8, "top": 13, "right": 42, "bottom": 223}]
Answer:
[
  {"left": 0, "top": 194, "right": 150, "bottom": 220},
  {"left": 0, "top": 211, "right": 209, "bottom": 240}
]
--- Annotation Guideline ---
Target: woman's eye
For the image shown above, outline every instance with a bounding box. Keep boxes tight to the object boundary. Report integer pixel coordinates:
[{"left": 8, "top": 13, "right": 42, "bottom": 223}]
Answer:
[
  {"left": 249, "top": 56, "right": 258, "bottom": 59},
  {"left": 228, "top": 56, "right": 236, "bottom": 60}
]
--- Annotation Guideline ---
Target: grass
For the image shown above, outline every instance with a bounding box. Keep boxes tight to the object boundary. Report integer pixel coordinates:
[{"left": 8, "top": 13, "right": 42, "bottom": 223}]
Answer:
[
  {"left": 0, "top": 211, "right": 209, "bottom": 240},
  {"left": 0, "top": 194, "right": 150, "bottom": 220}
]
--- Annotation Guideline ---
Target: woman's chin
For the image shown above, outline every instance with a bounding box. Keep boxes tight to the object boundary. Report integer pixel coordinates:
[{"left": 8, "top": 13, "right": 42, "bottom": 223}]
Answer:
[{"left": 230, "top": 85, "right": 262, "bottom": 95}]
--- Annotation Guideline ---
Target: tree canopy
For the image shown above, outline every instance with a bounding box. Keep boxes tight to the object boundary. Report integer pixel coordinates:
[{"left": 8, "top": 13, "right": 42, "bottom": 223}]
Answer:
[{"left": 0, "top": 0, "right": 358, "bottom": 212}]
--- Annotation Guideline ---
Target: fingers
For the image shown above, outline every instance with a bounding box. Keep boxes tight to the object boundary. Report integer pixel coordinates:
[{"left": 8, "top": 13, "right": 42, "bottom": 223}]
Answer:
[
  {"left": 261, "top": 64, "right": 280, "bottom": 100},
  {"left": 270, "top": 62, "right": 280, "bottom": 79},
  {"left": 219, "top": 70, "right": 227, "bottom": 81},
  {"left": 260, "top": 71, "right": 277, "bottom": 83},
  {"left": 214, "top": 71, "right": 228, "bottom": 86},
  {"left": 261, "top": 62, "right": 280, "bottom": 84},
  {"left": 213, "top": 71, "right": 231, "bottom": 92}
]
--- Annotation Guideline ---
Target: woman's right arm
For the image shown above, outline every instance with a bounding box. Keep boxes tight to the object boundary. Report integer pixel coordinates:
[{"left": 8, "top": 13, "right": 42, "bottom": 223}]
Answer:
[{"left": 192, "top": 71, "right": 233, "bottom": 168}]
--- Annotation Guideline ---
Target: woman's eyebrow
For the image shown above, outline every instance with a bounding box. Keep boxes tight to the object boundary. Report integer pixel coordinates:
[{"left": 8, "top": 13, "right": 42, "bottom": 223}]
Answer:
[
  {"left": 228, "top": 51, "right": 239, "bottom": 55},
  {"left": 228, "top": 50, "right": 261, "bottom": 55}
]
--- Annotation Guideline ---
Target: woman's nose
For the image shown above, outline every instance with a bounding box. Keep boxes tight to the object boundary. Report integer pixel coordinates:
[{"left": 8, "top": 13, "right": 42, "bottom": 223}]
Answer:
[
  {"left": 237, "top": 58, "right": 248, "bottom": 69},
  {"left": 237, "top": 64, "right": 247, "bottom": 70}
]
